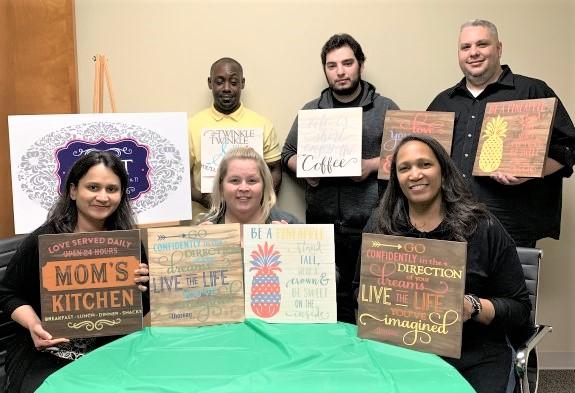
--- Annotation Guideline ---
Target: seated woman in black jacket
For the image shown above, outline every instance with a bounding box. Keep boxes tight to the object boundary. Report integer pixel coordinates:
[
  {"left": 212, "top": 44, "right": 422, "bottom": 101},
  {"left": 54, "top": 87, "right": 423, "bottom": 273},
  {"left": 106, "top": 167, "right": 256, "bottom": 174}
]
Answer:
[
  {"left": 356, "top": 135, "right": 530, "bottom": 393},
  {"left": 0, "top": 151, "right": 149, "bottom": 393}
]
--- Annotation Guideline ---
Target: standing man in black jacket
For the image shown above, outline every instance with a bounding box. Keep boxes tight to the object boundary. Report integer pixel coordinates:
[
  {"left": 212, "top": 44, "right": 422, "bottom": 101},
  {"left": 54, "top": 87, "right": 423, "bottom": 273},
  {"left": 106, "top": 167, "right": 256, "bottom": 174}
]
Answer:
[
  {"left": 282, "top": 33, "right": 399, "bottom": 323},
  {"left": 428, "top": 19, "right": 575, "bottom": 247}
]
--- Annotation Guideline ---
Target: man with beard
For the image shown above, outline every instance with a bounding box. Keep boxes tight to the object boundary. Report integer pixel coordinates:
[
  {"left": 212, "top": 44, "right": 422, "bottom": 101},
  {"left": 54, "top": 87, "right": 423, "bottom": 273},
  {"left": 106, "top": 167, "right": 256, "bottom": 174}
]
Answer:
[
  {"left": 189, "top": 58, "right": 281, "bottom": 215},
  {"left": 282, "top": 34, "right": 399, "bottom": 323},
  {"left": 428, "top": 20, "right": 575, "bottom": 247}
]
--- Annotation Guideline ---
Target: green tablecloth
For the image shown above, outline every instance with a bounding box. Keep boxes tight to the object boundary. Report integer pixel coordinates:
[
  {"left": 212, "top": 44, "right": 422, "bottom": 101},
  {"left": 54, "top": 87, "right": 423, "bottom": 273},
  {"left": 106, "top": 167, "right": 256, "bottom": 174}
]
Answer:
[{"left": 37, "top": 319, "right": 474, "bottom": 392}]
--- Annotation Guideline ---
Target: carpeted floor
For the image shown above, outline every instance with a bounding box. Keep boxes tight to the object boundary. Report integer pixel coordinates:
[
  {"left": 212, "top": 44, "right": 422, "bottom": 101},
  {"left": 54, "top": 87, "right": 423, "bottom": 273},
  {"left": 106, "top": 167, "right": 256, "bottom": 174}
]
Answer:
[{"left": 538, "top": 370, "right": 575, "bottom": 393}]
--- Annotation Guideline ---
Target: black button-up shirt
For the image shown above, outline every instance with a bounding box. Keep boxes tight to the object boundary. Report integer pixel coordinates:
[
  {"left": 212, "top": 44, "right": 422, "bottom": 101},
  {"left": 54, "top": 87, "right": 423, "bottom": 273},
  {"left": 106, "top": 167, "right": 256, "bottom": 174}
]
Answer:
[{"left": 428, "top": 65, "right": 575, "bottom": 241}]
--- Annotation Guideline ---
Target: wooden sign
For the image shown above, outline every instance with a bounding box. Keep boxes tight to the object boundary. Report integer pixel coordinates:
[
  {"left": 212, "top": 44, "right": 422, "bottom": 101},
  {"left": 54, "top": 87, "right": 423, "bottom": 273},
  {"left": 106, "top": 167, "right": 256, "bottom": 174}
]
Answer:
[
  {"left": 200, "top": 128, "right": 263, "bottom": 192},
  {"left": 297, "top": 108, "right": 362, "bottom": 177},
  {"left": 357, "top": 234, "right": 466, "bottom": 358},
  {"left": 243, "top": 224, "right": 336, "bottom": 323},
  {"left": 147, "top": 224, "right": 243, "bottom": 326},
  {"left": 378, "top": 110, "right": 455, "bottom": 180},
  {"left": 39, "top": 230, "right": 143, "bottom": 339},
  {"left": 473, "top": 98, "right": 557, "bottom": 177}
]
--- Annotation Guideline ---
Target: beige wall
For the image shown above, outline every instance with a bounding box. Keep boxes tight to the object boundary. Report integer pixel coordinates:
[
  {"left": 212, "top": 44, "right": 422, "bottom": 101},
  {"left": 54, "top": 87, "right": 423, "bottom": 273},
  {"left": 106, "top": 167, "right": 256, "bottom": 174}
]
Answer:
[{"left": 75, "top": 0, "right": 575, "bottom": 368}]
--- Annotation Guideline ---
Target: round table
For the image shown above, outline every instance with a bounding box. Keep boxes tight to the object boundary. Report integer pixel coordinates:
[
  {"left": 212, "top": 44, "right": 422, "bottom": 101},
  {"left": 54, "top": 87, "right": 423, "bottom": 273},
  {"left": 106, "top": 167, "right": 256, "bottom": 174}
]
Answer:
[{"left": 37, "top": 319, "right": 474, "bottom": 392}]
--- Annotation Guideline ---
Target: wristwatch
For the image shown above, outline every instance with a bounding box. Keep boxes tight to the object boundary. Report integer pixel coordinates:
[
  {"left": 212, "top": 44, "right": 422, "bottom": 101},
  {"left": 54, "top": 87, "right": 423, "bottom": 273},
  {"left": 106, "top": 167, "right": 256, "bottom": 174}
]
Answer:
[{"left": 466, "top": 294, "right": 482, "bottom": 320}]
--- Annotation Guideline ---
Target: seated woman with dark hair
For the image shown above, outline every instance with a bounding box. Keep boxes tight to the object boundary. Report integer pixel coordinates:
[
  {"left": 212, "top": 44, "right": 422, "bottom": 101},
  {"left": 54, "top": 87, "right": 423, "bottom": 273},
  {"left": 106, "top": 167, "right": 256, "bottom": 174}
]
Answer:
[
  {"left": 201, "top": 146, "right": 299, "bottom": 226},
  {"left": 355, "top": 135, "right": 531, "bottom": 393},
  {"left": 0, "top": 151, "right": 149, "bottom": 393}
]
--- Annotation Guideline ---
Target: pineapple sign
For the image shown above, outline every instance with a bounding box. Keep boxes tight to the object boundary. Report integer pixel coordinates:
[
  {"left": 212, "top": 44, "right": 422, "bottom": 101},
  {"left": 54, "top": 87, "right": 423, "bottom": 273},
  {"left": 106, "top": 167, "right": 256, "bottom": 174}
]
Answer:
[
  {"left": 147, "top": 224, "right": 244, "bottom": 327},
  {"left": 243, "top": 224, "right": 337, "bottom": 323},
  {"left": 473, "top": 97, "right": 557, "bottom": 177}
]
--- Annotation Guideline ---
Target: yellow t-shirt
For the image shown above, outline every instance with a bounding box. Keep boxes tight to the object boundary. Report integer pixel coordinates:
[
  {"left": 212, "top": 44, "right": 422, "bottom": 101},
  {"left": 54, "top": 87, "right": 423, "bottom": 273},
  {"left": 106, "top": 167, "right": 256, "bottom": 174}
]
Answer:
[{"left": 188, "top": 104, "right": 281, "bottom": 190}]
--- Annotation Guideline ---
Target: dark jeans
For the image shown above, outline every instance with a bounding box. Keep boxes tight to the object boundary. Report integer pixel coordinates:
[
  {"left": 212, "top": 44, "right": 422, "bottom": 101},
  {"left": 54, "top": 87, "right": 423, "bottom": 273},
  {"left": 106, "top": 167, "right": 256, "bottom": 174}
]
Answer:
[
  {"left": 334, "top": 231, "right": 362, "bottom": 324},
  {"left": 444, "top": 339, "right": 514, "bottom": 393},
  {"left": 12, "top": 352, "right": 71, "bottom": 393}
]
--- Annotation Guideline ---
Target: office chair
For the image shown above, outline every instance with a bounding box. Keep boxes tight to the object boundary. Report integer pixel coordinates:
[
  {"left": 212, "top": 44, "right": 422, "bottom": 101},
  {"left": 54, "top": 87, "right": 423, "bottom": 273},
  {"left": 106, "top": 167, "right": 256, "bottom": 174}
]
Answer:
[
  {"left": 514, "top": 247, "right": 552, "bottom": 393},
  {"left": 0, "top": 235, "right": 25, "bottom": 389}
]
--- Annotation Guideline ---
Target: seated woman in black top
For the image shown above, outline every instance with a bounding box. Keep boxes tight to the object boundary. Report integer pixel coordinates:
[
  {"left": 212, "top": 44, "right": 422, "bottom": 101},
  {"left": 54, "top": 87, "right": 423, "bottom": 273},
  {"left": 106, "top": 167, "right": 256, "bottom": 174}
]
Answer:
[
  {"left": 356, "top": 135, "right": 530, "bottom": 393},
  {"left": 0, "top": 151, "right": 149, "bottom": 393}
]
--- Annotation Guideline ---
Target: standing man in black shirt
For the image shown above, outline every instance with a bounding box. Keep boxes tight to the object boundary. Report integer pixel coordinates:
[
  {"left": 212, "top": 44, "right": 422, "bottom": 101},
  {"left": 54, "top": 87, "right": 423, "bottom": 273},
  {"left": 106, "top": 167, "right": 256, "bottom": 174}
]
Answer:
[
  {"left": 428, "top": 19, "right": 575, "bottom": 247},
  {"left": 282, "top": 34, "right": 399, "bottom": 323}
]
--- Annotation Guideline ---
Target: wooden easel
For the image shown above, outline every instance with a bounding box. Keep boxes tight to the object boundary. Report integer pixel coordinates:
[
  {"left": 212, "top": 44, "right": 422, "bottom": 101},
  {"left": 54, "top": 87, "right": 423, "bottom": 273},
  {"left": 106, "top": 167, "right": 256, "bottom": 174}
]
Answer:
[{"left": 92, "top": 54, "right": 117, "bottom": 112}]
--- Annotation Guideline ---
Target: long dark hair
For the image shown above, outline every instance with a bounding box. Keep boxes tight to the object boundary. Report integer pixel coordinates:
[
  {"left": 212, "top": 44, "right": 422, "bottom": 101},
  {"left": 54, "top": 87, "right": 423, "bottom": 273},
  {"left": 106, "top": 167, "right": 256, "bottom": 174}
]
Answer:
[
  {"left": 375, "top": 135, "right": 486, "bottom": 241},
  {"left": 47, "top": 151, "right": 136, "bottom": 233}
]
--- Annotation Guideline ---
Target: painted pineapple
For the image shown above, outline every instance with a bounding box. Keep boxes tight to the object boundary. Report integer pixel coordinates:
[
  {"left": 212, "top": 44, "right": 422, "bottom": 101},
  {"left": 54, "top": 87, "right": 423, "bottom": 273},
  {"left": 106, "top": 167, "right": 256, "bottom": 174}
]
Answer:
[
  {"left": 249, "top": 242, "right": 282, "bottom": 318},
  {"left": 479, "top": 115, "right": 508, "bottom": 172}
]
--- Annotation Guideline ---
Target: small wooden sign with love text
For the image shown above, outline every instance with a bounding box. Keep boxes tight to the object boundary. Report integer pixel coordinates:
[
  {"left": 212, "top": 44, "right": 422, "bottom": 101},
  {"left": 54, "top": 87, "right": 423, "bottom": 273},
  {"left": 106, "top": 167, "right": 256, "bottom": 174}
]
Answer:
[{"left": 378, "top": 110, "right": 454, "bottom": 180}]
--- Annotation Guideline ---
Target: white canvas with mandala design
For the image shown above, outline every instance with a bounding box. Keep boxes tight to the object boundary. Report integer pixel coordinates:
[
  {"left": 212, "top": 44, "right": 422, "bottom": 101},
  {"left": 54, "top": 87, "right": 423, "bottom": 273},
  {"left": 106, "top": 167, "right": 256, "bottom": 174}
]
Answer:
[{"left": 8, "top": 112, "right": 191, "bottom": 234}]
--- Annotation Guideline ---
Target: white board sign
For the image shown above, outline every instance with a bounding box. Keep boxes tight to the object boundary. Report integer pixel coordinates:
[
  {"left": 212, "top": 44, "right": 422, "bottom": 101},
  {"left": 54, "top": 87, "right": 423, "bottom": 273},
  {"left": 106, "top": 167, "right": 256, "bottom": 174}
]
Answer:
[
  {"left": 8, "top": 112, "right": 191, "bottom": 234},
  {"left": 243, "top": 224, "right": 337, "bottom": 323},
  {"left": 296, "top": 108, "right": 362, "bottom": 177},
  {"left": 200, "top": 128, "right": 263, "bottom": 192}
]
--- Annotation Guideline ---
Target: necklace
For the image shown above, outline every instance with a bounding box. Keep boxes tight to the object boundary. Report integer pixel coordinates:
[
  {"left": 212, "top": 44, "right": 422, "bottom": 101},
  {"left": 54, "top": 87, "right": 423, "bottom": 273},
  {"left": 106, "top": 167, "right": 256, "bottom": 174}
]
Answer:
[{"left": 411, "top": 220, "right": 428, "bottom": 231}]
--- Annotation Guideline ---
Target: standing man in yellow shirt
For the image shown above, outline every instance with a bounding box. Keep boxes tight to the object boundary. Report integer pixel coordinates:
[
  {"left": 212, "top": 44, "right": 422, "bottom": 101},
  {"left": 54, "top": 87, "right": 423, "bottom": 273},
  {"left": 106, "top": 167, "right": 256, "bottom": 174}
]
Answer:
[{"left": 189, "top": 57, "right": 282, "bottom": 218}]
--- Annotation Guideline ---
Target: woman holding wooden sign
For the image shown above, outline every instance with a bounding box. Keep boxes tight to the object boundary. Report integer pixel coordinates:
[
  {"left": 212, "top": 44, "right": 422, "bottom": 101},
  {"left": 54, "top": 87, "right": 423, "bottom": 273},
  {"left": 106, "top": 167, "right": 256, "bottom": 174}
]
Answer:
[
  {"left": 357, "top": 135, "right": 530, "bottom": 393},
  {"left": 0, "top": 151, "right": 149, "bottom": 393},
  {"left": 201, "top": 147, "right": 299, "bottom": 226}
]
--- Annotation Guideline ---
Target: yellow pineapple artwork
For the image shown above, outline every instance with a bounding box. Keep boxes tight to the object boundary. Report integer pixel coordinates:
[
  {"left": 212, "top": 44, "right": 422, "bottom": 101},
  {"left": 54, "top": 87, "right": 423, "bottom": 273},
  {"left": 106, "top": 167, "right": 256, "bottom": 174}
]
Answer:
[{"left": 478, "top": 115, "right": 508, "bottom": 172}]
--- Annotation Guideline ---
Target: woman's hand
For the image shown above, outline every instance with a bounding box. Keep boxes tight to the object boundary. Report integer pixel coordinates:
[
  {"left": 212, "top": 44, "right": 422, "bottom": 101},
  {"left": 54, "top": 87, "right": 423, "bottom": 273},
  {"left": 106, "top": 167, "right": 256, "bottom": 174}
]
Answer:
[
  {"left": 198, "top": 221, "right": 214, "bottom": 226},
  {"left": 29, "top": 321, "right": 69, "bottom": 350},
  {"left": 134, "top": 263, "right": 149, "bottom": 292},
  {"left": 12, "top": 305, "right": 69, "bottom": 350},
  {"left": 462, "top": 295, "right": 495, "bottom": 325},
  {"left": 271, "top": 220, "right": 289, "bottom": 225}
]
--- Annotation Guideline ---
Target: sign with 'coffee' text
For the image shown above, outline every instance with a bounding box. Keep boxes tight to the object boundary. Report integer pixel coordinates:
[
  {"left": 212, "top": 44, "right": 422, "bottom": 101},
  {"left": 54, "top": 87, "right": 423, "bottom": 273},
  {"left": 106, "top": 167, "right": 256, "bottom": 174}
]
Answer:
[{"left": 297, "top": 108, "right": 362, "bottom": 178}]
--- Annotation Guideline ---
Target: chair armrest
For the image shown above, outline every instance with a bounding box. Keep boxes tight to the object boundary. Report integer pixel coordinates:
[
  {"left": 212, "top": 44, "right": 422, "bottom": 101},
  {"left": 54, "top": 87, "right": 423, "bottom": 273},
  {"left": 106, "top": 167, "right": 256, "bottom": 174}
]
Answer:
[{"left": 515, "top": 324, "right": 552, "bottom": 375}]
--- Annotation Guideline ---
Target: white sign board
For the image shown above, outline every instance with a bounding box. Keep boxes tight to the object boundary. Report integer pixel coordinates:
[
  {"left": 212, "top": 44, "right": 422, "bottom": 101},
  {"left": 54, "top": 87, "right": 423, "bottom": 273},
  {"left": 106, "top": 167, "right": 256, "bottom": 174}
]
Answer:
[
  {"left": 296, "top": 108, "right": 362, "bottom": 177},
  {"left": 243, "top": 224, "right": 337, "bottom": 323},
  {"left": 200, "top": 128, "right": 263, "bottom": 193},
  {"left": 9, "top": 112, "right": 191, "bottom": 234}
]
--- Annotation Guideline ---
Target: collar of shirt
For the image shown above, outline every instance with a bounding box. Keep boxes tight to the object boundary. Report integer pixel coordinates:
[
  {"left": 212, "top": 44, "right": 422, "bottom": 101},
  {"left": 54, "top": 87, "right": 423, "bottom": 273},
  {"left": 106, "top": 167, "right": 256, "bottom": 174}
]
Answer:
[
  {"left": 448, "top": 64, "right": 515, "bottom": 98},
  {"left": 209, "top": 103, "right": 245, "bottom": 122}
]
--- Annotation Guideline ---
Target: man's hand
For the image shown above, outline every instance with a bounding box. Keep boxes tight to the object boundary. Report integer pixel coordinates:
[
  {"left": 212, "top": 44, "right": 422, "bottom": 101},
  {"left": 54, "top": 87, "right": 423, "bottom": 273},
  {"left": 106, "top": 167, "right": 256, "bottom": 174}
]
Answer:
[
  {"left": 351, "top": 157, "right": 380, "bottom": 182},
  {"left": 490, "top": 172, "right": 530, "bottom": 185},
  {"left": 305, "top": 177, "right": 320, "bottom": 187}
]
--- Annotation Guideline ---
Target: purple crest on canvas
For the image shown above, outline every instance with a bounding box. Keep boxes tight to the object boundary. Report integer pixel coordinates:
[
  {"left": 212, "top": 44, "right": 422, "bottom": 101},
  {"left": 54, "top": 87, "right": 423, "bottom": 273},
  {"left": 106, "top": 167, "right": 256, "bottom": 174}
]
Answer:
[{"left": 55, "top": 139, "right": 151, "bottom": 200}]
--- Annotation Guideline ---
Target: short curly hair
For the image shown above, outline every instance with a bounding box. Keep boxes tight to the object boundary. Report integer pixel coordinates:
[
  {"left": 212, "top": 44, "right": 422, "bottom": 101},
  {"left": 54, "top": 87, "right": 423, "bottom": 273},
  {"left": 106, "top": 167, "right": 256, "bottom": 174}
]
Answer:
[{"left": 321, "top": 33, "right": 366, "bottom": 66}]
